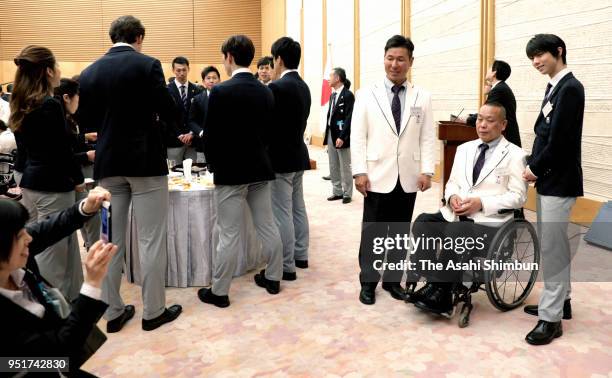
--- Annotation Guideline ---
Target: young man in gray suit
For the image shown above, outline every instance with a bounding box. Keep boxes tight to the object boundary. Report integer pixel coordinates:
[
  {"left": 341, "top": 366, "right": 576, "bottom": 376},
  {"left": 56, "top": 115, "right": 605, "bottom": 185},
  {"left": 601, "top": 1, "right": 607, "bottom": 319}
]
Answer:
[
  {"left": 198, "top": 35, "right": 283, "bottom": 308},
  {"left": 268, "top": 37, "right": 312, "bottom": 280},
  {"left": 78, "top": 15, "right": 182, "bottom": 333},
  {"left": 522, "top": 34, "right": 585, "bottom": 346}
]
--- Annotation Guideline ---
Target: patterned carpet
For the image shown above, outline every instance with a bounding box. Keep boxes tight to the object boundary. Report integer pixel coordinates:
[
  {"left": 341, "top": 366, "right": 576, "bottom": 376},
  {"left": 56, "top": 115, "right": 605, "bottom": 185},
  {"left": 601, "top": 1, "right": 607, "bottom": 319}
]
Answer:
[{"left": 82, "top": 147, "right": 612, "bottom": 377}]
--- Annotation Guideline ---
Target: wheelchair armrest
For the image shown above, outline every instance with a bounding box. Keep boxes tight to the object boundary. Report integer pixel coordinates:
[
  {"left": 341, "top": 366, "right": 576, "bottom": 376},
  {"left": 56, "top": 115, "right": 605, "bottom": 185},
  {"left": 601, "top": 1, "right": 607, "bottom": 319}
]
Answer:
[{"left": 498, "top": 208, "right": 525, "bottom": 219}]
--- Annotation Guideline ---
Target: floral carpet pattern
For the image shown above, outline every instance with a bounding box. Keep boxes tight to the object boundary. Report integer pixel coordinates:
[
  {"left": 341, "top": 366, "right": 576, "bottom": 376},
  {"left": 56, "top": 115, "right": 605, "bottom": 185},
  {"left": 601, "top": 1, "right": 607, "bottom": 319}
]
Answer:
[{"left": 82, "top": 147, "right": 612, "bottom": 377}]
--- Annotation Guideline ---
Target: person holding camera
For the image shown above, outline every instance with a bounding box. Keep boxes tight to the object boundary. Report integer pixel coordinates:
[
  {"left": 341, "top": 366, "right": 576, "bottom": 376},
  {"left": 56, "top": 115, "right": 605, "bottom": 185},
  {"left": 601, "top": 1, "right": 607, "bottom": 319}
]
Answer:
[{"left": 0, "top": 187, "right": 116, "bottom": 376}]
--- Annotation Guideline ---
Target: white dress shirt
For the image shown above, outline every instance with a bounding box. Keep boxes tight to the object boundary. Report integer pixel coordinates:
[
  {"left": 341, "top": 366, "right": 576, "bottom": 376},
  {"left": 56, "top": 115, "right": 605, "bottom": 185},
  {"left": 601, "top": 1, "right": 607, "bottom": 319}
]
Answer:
[
  {"left": 231, "top": 67, "right": 252, "bottom": 77},
  {"left": 0, "top": 268, "right": 102, "bottom": 319},
  {"left": 280, "top": 69, "right": 299, "bottom": 79},
  {"left": 384, "top": 77, "right": 409, "bottom": 117}
]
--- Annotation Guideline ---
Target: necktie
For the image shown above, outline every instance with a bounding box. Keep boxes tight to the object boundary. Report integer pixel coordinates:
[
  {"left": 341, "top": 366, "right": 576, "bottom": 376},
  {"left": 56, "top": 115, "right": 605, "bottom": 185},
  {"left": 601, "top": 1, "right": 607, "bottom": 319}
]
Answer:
[
  {"left": 472, "top": 143, "right": 489, "bottom": 185},
  {"left": 391, "top": 85, "right": 403, "bottom": 134},
  {"left": 541, "top": 83, "right": 552, "bottom": 108},
  {"left": 180, "top": 85, "right": 187, "bottom": 109},
  {"left": 328, "top": 92, "right": 337, "bottom": 125}
]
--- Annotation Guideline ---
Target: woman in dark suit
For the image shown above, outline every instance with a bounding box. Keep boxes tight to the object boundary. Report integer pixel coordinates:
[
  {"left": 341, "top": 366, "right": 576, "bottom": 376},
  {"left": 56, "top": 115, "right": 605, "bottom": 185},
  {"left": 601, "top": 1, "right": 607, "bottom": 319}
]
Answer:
[
  {"left": 10, "top": 46, "right": 85, "bottom": 301},
  {"left": 54, "top": 78, "right": 100, "bottom": 251},
  {"left": 0, "top": 187, "right": 116, "bottom": 377}
]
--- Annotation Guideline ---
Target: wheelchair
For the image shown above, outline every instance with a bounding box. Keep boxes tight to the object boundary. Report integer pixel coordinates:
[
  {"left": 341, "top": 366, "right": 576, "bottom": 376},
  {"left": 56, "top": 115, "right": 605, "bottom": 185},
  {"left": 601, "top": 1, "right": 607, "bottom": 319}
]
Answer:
[
  {"left": 0, "top": 150, "right": 21, "bottom": 201},
  {"left": 407, "top": 208, "right": 540, "bottom": 328}
]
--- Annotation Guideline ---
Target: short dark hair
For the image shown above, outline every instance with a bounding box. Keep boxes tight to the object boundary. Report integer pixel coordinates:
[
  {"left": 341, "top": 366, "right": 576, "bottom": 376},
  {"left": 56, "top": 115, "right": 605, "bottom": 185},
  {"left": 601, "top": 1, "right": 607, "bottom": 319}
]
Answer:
[
  {"left": 257, "top": 56, "right": 274, "bottom": 69},
  {"left": 483, "top": 101, "right": 507, "bottom": 120},
  {"left": 0, "top": 200, "right": 30, "bottom": 263},
  {"left": 6, "top": 84, "right": 13, "bottom": 92},
  {"left": 172, "top": 56, "right": 190, "bottom": 68},
  {"left": 332, "top": 67, "right": 351, "bottom": 90},
  {"left": 109, "top": 15, "right": 145, "bottom": 44},
  {"left": 526, "top": 34, "right": 567, "bottom": 64},
  {"left": 492, "top": 60, "right": 511, "bottom": 81},
  {"left": 54, "top": 78, "right": 79, "bottom": 98},
  {"left": 201, "top": 66, "right": 220, "bottom": 80},
  {"left": 221, "top": 35, "right": 255, "bottom": 67},
  {"left": 271, "top": 37, "right": 301, "bottom": 70},
  {"left": 384, "top": 35, "right": 414, "bottom": 58}
]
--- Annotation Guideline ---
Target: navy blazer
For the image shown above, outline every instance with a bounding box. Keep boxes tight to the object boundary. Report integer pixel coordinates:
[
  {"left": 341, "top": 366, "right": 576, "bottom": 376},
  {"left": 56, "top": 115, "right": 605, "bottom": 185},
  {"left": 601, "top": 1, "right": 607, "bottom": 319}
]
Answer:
[
  {"left": 323, "top": 86, "right": 355, "bottom": 149},
  {"left": 188, "top": 90, "right": 209, "bottom": 152},
  {"left": 528, "top": 72, "right": 584, "bottom": 197},
  {"left": 467, "top": 81, "right": 521, "bottom": 147},
  {"left": 78, "top": 46, "right": 176, "bottom": 179},
  {"left": 204, "top": 72, "right": 275, "bottom": 185},
  {"left": 165, "top": 81, "right": 202, "bottom": 147},
  {"left": 268, "top": 71, "right": 312, "bottom": 173},
  {"left": 15, "top": 97, "right": 84, "bottom": 192}
]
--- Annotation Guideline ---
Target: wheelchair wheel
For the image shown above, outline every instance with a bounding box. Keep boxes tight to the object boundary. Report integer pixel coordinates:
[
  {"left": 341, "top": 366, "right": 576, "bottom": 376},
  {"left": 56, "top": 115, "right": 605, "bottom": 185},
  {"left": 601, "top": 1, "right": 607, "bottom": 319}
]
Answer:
[{"left": 485, "top": 219, "right": 540, "bottom": 311}]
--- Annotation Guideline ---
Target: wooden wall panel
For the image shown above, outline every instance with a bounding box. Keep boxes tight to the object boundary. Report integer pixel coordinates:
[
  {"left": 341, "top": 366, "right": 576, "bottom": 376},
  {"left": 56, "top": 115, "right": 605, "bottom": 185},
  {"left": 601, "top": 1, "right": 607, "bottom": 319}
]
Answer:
[
  {"left": 101, "top": 0, "right": 195, "bottom": 62},
  {"left": 1, "top": 0, "right": 105, "bottom": 61},
  {"left": 0, "top": 0, "right": 262, "bottom": 76},
  {"left": 193, "top": 0, "right": 262, "bottom": 64}
]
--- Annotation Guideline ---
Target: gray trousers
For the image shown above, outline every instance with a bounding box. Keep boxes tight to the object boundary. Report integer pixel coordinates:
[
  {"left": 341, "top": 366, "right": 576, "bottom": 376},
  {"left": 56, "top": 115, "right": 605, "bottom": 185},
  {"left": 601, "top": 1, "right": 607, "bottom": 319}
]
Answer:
[
  {"left": 99, "top": 176, "right": 168, "bottom": 321},
  {"left": 327, "top": 134, "right": 353, "bottom": 198},
  {"left": 536, "top": 194, "right": 576, "bottom": 322},
  {"left": 167, "top": 145, "right": 197, "bottom": 163},
  {"left": 271, "top": 171, "right": 310, "bottom": 273},
  {"left": 15, "top": 171, "right": 38, "bottom": 222},
  {"left": 212, "top": 182, "right": 282, "bottom": 296},
  {"left": 21, "top": 189, "right": 83, "bottom": 301}
]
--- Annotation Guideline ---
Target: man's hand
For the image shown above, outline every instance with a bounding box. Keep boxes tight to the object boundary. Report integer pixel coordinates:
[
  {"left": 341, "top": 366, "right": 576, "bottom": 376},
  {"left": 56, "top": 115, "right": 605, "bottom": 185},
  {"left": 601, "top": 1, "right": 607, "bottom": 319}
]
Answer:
[
  {"left": 85, "top": 132, "right": 97, "bottom": 142},
  {"left": 416, "top": 174, "right": 432, "bottom": 192},
  {"left": 86, "top": 150, "right": 95, "bottom": 162},
  {"left": 355, "top": 175, "right": 371, "bottom": 197},
  {"left": 178, "top": 133, "right": 194, "bottom": 145},
  {"left": 84, "top": 240, "right": 118, "bottom": 288},
  {"left": 454, "top": 197, "right": 483, "bottom": 216},
  {"left": 522, "top": 166, "right": 537, "bottom": 183},
  {"left": 335, "top": 138, "right": 344, "bottom": 148},
  {"left": 82, "top": 186, "right": 111, "bottom": 214},
  {"left": 449, "top": 194, "right": 463, "bottom": 212}
]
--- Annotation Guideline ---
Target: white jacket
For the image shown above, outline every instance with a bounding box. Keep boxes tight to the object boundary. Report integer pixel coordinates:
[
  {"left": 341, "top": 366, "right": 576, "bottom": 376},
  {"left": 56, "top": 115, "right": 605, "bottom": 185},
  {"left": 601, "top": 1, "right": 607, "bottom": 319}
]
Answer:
[
  {"left": 351, "top": 81, "right": 436, "bottom": 193},
  {"left": 440, "top": 136, "right": 528, "bottom": 225}
]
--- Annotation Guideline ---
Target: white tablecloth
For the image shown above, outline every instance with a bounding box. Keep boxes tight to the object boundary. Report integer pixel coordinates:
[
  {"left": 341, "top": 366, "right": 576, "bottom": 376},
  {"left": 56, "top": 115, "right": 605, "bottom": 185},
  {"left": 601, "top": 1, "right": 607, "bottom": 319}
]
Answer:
[{"left": 126, "top": 188, "right": 264, "bottom": 287}]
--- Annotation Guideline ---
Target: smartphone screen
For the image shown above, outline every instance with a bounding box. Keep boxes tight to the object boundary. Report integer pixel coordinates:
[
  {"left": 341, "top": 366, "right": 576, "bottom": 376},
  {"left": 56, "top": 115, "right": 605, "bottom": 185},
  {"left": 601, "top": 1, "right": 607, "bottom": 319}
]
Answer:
[{"left": 100, "top": 201, "right": 111, "bottom": 243}]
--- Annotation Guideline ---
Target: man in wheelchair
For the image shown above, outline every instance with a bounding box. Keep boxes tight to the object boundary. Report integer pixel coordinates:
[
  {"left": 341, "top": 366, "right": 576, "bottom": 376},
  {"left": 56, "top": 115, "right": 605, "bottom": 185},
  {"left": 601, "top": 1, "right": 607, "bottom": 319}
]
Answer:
[{"left": 407, "top": 102, "right": 528, "bottom": 315}]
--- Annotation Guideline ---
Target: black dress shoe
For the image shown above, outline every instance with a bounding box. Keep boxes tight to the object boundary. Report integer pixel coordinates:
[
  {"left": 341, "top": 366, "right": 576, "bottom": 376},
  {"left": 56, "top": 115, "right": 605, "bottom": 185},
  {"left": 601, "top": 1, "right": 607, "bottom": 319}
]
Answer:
[
  {"left": 382, "top": 283, "right": 406, "bottom": 301},
  {"left": 414, "top": 285, "right": 453, "bottom": 314},
  {"left": 254, "top": 269, "right": 280, "bottom": 294},
  {"left": 295, "top": 259, "right": 309, "bottom": 269},
  {"left": 524, "top": 299, "right": 572, "bottom": 319},
  {"left": 322, "top": 175, "right": 331, "bottom": 180},
  {"left": 282, "top": 271, "right": 297, "bottom": 281},
  {"left": 342, "top": 196, "right": 352, "bottom": 204},
  {"left": 198, "top": 288, "right": 230, "bottom": 308},
  {"left": 525, "top": 320, "right": 563, "bottom": 345},
  {"left": 359, "top": 286, "right": 375, "bottom": 305},
  {"left": 142, "top": 304, "right": 182, "bottom": 331},
  {"left": 106, "top": 305, "right": 135, "bottom": 333},
  {"left": 405, "top": 283, "right": 435, "bottom": 304},
  {"left": 327, "top": 195, "right": 343, "bottom": 201}
]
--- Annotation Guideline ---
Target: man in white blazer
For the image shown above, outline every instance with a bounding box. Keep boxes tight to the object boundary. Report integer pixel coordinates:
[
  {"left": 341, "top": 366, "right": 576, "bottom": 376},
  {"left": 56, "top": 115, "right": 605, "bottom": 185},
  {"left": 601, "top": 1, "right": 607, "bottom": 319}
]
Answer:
[
  {"left": 408, "top": 102, "right": 528, "bottom": 315},
  {"left": 351, "top": 35, "right": 436, "bottom": 305}
]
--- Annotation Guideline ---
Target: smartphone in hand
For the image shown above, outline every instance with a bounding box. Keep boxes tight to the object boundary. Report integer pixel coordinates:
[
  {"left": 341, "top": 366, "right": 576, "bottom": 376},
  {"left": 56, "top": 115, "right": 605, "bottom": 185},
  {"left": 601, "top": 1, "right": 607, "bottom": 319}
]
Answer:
[{"left": 100, "top": 201, "right": 112, "bottom": 243}]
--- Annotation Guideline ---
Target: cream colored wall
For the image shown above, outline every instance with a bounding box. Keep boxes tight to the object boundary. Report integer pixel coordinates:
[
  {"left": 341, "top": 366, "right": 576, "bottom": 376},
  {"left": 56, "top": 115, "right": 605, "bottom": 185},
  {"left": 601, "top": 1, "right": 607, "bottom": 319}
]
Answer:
[
  {"left": 327, "top": 0, "right": 355, "bottom": 86},
  {"left": 359, "top": 0, "right": 401, "bottom": 88},
  {"left": 411, "top": 0, "right": 480, "bottom": 128},
  {"left": 496, "top": 0, "right": 612, "bottom": 201},
  {"left": 302, "top": 0, "right": 324, "bottom": 138}
]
